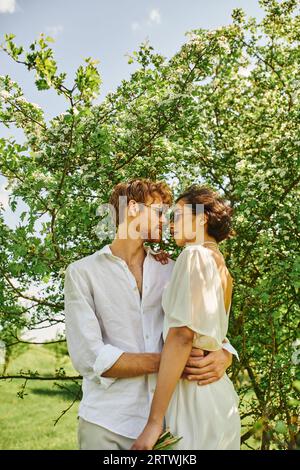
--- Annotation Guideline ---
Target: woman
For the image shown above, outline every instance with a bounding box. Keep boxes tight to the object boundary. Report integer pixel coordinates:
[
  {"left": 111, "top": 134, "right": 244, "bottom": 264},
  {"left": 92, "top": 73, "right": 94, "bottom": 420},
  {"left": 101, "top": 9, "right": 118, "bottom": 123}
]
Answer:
[{"left": 131, "top": 185, "right": 241, "bottom": 450}]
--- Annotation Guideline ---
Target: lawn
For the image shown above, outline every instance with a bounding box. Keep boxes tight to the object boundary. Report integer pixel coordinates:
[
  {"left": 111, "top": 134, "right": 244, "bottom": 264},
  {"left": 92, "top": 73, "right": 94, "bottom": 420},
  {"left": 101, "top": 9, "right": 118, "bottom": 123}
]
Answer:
[{"left": 0, "top": 344, "right": 80, "bottom": 450}]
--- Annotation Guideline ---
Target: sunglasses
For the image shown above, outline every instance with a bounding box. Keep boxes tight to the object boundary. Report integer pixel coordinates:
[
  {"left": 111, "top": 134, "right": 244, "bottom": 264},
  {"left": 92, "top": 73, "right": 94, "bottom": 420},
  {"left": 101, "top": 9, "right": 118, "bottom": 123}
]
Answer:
[{"left": 142, "top": 203, "right": 170, "bottom": 217}]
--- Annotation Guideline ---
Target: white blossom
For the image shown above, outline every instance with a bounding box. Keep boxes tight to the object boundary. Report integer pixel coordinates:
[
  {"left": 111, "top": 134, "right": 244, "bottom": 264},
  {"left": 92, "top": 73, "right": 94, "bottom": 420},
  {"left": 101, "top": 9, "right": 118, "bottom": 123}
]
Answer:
[{"left": 0, "top": 90, "right": 11, "bottom": 99}]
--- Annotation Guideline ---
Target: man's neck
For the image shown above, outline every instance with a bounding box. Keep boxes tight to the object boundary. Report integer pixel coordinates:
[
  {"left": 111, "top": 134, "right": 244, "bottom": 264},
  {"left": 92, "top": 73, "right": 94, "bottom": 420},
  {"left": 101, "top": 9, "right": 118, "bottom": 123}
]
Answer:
[{"left": 110, "top": 237, "right": 146, "bottom": 266}]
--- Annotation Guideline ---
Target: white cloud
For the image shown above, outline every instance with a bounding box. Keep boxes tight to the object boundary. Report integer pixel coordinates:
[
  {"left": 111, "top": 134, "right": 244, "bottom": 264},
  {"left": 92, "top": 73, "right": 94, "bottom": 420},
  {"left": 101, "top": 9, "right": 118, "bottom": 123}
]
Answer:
[
  {"left": 0, "top": 0, "right": 16, "bottom": 14},
  {"left": 46, "top": 24, "right": 64, "bottom": 37},
  {"left": 131, "top": 8, "right": 161, "bottom": 32},
  {"left": 148, "top": 8, "right": 161, "bottom": 25}
]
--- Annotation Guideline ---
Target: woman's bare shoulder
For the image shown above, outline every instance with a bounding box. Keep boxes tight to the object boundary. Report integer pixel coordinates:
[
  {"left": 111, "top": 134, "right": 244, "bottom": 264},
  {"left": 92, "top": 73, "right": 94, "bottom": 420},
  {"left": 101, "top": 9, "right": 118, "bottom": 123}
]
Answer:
[{"left": 209, "top": 250, "right": 234, "bottom": 283}]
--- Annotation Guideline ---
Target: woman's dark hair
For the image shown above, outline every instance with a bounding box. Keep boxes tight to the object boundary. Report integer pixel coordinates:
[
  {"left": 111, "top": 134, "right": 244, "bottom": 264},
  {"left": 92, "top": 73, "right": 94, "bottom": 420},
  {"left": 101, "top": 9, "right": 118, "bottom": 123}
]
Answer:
[{"left": 175, "top": 184, "right": 235, "bottom": 243}]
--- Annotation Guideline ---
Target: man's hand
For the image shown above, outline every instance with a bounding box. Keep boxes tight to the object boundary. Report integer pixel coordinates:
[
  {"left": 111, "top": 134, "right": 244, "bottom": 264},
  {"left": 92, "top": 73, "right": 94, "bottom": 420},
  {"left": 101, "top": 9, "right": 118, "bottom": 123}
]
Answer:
[{"left": 181, "top": 348, "right": 232, "bottom": 386}]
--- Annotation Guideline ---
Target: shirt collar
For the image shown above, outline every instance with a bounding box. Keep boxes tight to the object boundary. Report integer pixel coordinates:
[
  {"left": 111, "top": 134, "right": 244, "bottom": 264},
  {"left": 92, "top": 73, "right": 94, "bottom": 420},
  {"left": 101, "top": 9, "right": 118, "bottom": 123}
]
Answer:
[
  {"left": 97, "top": 244, "right": 113, "bottom": 256},
  {"left": 97, "top": 243, "right": 156, "bottom": 258}
]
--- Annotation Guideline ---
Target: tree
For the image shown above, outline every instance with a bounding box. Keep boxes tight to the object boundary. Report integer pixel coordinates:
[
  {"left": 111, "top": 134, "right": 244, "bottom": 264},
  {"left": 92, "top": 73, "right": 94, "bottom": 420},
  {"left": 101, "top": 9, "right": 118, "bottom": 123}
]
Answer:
[{"left": 0, "top": 0, "right": 299, "bottom": 450}]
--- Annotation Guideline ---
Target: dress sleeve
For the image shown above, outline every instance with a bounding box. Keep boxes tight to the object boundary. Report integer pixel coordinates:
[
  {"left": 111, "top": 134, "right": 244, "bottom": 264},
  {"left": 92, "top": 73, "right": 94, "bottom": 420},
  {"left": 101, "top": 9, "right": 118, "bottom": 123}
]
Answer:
[{"left": 162, "top": 246, "right": 224, "bottom": 351}]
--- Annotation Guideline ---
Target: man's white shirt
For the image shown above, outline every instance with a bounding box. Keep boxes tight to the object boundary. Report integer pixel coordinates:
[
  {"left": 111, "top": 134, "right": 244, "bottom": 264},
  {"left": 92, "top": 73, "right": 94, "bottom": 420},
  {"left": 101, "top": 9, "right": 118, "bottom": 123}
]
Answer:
[{"left": 64, "top": 244, "right": 238, "bottom": 439}]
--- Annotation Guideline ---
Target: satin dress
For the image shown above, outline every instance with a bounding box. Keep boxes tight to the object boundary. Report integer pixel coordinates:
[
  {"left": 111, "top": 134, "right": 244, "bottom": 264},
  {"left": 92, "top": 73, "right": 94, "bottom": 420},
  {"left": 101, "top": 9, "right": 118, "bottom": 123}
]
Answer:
[{"left": 161, "top": 243, "right": 241, "bottom": 450}]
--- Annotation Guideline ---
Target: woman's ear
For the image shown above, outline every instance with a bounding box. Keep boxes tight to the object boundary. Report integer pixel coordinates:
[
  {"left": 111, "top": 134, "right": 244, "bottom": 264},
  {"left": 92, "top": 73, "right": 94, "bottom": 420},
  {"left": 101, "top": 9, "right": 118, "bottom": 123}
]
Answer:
[{"left": 196, "top": 213, "right": 206, "bottom": 226}]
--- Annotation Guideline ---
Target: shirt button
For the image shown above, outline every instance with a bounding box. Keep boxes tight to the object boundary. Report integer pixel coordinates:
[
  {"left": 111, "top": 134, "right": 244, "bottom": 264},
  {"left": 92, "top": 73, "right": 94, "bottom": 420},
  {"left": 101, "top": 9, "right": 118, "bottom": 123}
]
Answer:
[{"left": 145, "top": 334, "right": 149, "bottom": 339}]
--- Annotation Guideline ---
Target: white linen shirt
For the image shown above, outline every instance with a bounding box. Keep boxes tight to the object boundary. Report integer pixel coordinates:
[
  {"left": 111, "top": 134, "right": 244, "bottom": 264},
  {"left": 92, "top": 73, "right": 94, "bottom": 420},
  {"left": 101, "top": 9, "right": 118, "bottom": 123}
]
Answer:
[{"left": 64, "top": 243, "right": 238, "bottom": 439}]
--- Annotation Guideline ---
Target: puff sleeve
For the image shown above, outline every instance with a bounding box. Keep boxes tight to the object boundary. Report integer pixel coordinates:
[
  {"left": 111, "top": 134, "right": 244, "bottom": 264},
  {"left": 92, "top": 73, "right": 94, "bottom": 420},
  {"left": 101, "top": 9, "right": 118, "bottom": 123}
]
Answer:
[{"left": 162, "top": 246, "right": 226, "bottom": 351}]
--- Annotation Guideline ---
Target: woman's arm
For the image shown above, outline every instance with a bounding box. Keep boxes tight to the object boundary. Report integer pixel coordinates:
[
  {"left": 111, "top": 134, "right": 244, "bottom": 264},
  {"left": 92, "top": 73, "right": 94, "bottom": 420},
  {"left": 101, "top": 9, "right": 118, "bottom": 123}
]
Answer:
[{"left": 131, "top": 326, "right": 194, "bottom": 450}]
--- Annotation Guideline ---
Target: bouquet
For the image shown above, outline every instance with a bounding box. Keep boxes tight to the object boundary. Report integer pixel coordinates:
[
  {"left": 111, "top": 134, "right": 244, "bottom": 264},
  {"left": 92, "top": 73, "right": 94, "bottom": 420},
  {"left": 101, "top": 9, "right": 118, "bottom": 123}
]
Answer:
[{"left": 153, "top": 428, "right": 183, "bottom": 450}]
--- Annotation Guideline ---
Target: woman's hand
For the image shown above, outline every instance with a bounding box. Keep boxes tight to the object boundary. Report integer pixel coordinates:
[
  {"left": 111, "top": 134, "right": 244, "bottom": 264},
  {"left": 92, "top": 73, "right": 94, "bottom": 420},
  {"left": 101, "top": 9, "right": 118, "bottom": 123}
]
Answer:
[
  {"left": 130, "top": 422, "right": 163, "bottom": 450},
  {"left": 153, "top": 250, "right": 170, "bottom": 265}
]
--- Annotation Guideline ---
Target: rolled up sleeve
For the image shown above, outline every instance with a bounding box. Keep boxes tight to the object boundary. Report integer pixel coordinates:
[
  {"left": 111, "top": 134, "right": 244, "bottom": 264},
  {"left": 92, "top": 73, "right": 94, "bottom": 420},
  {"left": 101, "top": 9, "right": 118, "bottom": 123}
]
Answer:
[
  {"left": 93, "top": 344, "right": 125, "bottom": 389},
  {"left": 64, "top": 264, "right": 124, "bottom": 389}
]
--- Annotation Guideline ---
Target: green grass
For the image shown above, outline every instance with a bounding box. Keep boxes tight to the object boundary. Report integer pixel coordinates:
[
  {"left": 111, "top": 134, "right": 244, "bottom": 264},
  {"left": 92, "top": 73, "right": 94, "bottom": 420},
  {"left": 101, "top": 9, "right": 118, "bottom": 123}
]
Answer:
[{"left": 0, "top": 345, "right": 79, "bottom": 450}]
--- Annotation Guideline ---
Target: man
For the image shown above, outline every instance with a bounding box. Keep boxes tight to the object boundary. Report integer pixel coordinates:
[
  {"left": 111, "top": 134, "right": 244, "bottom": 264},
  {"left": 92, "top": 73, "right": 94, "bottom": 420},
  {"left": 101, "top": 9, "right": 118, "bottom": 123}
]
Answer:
[{"left": 64, "top": 178, "right": 238, "bottom": 450}]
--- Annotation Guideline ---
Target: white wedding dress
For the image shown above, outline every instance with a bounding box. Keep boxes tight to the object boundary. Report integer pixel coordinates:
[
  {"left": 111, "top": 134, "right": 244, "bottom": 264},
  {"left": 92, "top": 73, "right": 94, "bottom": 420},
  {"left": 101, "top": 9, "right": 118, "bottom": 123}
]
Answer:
[{"left": 162, "top": 243, "right": 241, "bottom": 450}]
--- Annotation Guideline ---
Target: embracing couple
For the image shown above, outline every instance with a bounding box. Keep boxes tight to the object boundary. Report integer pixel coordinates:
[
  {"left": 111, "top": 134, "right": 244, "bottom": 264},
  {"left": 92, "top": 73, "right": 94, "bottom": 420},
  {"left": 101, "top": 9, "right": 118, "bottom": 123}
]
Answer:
[{"left": 64, "top": 178, "right": 241, "bottom": 450}]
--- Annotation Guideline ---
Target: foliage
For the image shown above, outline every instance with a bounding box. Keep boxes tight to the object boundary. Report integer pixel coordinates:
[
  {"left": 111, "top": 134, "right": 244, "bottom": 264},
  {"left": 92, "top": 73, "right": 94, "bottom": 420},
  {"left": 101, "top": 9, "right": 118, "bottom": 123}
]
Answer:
[{"left": 0, "top": 0, "right": 299, "bottom": 450}]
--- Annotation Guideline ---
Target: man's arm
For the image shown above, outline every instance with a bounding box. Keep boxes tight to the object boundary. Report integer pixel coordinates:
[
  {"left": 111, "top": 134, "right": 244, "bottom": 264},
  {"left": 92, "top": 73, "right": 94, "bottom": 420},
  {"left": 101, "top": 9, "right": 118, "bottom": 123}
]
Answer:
[
  {"left": 101, "top": 352, "right": 160, "bottom": 378},
  {"left": 103, "top": 347, "right": 232, "bottom": 383},
  {"left": 104, "top": 346, "right": 232, "bottom": 382},
  {"left": 180, "top": 338, "right": 238, "bottom": 385},
  {"left": 64, "top": 264, "right": 160, "bottom": 387}
]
